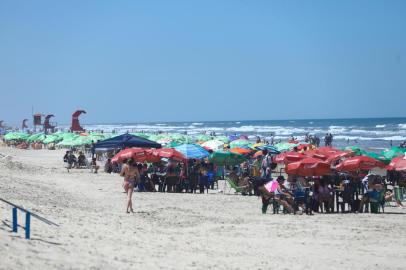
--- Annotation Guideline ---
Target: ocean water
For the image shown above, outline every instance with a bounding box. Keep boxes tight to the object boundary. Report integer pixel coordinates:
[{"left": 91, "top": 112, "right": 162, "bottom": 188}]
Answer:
[{"left": 65, "top": 117, "right": 406, "bottom": 150}]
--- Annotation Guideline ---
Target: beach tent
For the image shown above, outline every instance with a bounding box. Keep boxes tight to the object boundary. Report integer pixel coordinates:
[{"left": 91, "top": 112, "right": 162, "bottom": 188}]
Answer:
[{"left": 94, "top": 133, "right": 161, "bottom": 150}]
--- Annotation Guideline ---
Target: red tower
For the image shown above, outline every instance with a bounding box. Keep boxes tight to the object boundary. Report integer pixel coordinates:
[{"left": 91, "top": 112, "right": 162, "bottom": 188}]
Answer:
[
  {"left": 70, "top": 110, "right": 86, "bottom": 132},
  {"left": 22, "top": 119, "right": 28, "bottom": 130},
  {"left": 44, "top": 115, "right": 56, "bottom": 134}
]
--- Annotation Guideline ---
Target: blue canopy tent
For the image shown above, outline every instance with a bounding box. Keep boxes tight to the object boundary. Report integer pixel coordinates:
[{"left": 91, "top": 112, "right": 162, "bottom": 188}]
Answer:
[{"left": 94, "top": 133, "right": 161, "bottom": 150}]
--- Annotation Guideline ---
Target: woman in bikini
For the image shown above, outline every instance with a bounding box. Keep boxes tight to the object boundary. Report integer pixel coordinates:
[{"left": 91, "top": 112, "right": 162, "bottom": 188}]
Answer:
[{"left": 120, "top": 158, "right": 140, "bottom": 213}]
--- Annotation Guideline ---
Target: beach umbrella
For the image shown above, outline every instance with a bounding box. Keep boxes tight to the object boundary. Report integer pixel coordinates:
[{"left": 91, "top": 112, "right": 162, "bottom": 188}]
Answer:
[
  {"left": 229, "top": 147, "right": 252, "bottom": 155},
  {"left": 201, "top": 140, "right": 224, "bottom": 151},
  {"left": 344, "top": 146, "right": 367, "bottom": 156},
  {"left": 27, "top": 133, "right": 47, "bottom": 143},
  {"left": 297, "top": 144, "right": 312, "bottom": 151},
  {"left": 253, "top": 144, "right": 280, "bottom": 154},
  {"left": 386, "top": 154, "right": 406, "bottom": 171},
  {"left": 112, "top": 148, "right": 159, "bottom": 163},
  {"left": 215, "top": 136, "right": 230, "bottom": 143},
  {"left": 165, "top": 141, "right": 182, "bottom": 148},
  {"left": 286, "top": 157, "right": 332, "bottom": 176},
  {"left": 228, "top": 135, "right": 240, "bottom": 142},
  {"left": 208, "top": 151, "right": 247, "bottom": 166},
  {"left": 274, "top": 151, "right": 306, "bottom": 164},
  {"left": 304, "top": 150, "right": 329, "bottom": 160},
  {"left": 229, "top": 139, "right": 250, "bottom": 148},
  {"left": 157, "top": 138, "right": 173, "bottom": 145},
  {"left": 253, "top": 150, "right": 265, "bottom": 158},
  {"left": 174, "top": 144, "right": 209, "bottom": 159},
  {"left": 195, "top": 134, "right": 212, "bottom": 142},
  {"left": 4, "top": 132, "right": 30, "bottom": 141},
  {"left": 335, "top": 156, "right": 385, "bottom": 172},
  {"left": 325, "top": 151, "right": 354, "bottom": 164},
  {"left": 95, "top": 134, "right": 161, "bottom": 150},
  {"left": 382, "top": 147, "right": 406, "bottom": 160},
  {"left": 43, "top": 134, "right": 61, "bottom": 144},
  {"left": 274, "top": 142, "right": 298, "bottom": 152},
  {"left": 151, "top": 148, "right": 185, "bottom": 161},
  {"left": 130, "top": 132, "right": 150, "bottom": 139},
  {"left": 363, "top": 152, "right": 391, "bottom": 165}
]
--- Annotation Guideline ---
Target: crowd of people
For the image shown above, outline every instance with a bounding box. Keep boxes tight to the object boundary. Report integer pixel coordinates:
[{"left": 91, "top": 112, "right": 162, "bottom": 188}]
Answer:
[{"left": 60, "top": 145, "right": 405, "bottom": 215}]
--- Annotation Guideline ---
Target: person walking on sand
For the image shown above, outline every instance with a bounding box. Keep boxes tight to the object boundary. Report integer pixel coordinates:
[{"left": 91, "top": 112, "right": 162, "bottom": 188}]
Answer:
[{"left": 120, "top": 158, "right": 140, "bottom": 213}]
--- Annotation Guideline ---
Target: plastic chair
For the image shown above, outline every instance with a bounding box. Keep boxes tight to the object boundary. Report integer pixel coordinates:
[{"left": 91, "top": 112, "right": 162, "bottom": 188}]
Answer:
[{"left": 369, "top": 189, "right": 385, "bottom": 213}]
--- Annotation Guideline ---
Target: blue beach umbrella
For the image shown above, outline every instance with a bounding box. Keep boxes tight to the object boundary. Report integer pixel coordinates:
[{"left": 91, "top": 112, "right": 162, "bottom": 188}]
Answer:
[{"left": 174, "top": 144, "right": 210, "bottom": 159}]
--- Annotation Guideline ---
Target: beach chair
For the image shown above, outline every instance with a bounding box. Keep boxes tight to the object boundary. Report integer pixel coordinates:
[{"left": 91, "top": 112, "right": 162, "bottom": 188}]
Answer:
[
  {"left": 207, "top": 171, "right": 217, "bottom": 190},
  {"left": 225, "top": 177, "right": 243, "bottom": 194},
  {"left": 369, "top": 189, "right": 385, "bottom": 214},
  {"left": 394, "top": 186, "right": 404, "bottom": 203},
  {"left": 293, "top": 188, "right": 311, "bottom": 215}
]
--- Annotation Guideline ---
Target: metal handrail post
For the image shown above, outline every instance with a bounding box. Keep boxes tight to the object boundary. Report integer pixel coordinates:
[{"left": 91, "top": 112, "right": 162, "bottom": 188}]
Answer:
[
  {"left": 12, "top": 207, "right": 18, "bottom": 232},
  {"left": 25, "top": 212, "right": 31, "bottom": 239}
]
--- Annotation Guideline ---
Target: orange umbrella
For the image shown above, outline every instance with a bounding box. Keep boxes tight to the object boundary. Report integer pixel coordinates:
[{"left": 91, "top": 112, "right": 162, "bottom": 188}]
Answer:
[
  {"left": 335, "top": 156, "right": 385, "bottom": 172},
  {"left": 230, "top": 147, "right": 252, "bottom": 155},
  {"left": 253, "top": 150, "right": 264, "bottom": 158},
  {"left": 286, "top": 157, "right": 331, "bottom": 176}
]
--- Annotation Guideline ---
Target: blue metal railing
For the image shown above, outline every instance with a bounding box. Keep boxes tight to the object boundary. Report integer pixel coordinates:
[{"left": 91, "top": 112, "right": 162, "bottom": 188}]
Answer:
[{"left": 1, "top": 198, "right": 59, "bottom": 239}]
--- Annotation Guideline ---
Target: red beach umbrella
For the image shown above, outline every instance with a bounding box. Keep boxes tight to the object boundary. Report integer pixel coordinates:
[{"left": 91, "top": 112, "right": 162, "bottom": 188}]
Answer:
[
  {"left": 286, "top": 157, "right": 332, "bottom": 176},
  {"left": 386, "top": 155, "right": 406, "bottom": 171},
  {"left": 297, "top": 144, "right": 311, "bottom": 151},
  {"left": 111, "top": 148, "right": 160, "bottom": 163},
  {"left": 335, "top": 156, "right": 385, "bottom": 172},
  {"left": 151, "top": 148, "right": 185, "bottom": 161},
  {"left": 274, "top": 151, "right": 306, "bottom": 164},
  {"left": 304, "top": 150, "right": 328, "bottom": 160}
]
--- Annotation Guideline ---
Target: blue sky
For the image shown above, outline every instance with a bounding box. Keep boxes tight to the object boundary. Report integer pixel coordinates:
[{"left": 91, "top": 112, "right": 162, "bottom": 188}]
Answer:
[{"left": 0, "top": 0, "right": 405, "bottom": 126}]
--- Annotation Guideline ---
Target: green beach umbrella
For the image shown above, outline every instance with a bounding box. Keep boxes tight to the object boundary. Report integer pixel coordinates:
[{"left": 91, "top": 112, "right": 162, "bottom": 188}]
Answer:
[
  {"left": 363, "top": 152, "right": 391, "bottom": 165},
  {"left": 4, "top": 132, "right": 30, "bottom": 141},
  {"left": 344, "top": 146, "right": 367, "bottom": 156},
  {"left": 43, "top": 134, "right": 62, "bottom": 144},
  {"left": 195, "top": 134, "right": 212, "bottom": 142},
  {"left": 208, "top": 151, "right": 247, "bottom": 166},
  {"left": 274, "top": 142, "right": 298, "bottom": 152},
  {"left": 215, "top": 136, "right": 230, "bottom": 143},
  {"left": 230, "top": 139, "right": 250, "bottom": 148},
  {"left": 382, "top": 147, "right": 406, "bottom": 160}
]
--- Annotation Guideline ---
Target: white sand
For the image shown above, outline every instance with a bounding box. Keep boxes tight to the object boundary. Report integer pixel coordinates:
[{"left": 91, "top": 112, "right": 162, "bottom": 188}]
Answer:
[{"left": 1, "top": 147, "right": 406, "bottom": 270}]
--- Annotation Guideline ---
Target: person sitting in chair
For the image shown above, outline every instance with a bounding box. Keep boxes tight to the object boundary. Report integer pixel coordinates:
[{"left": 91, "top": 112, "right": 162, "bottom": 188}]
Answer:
[
  {"left": 104, "top": 158, "right": 113, "bottom": 174},
  {"left": 259, "top": 176, "right": 295, "bottom": 214},
  {"left": 77, "top": 151, "right": 87, "bottom": 168}
]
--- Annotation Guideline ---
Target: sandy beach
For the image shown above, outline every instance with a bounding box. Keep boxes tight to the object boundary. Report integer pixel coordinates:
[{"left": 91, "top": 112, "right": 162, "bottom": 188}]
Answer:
[{"left": 1, "top": 147, "right": 406, "bottom": 270}]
